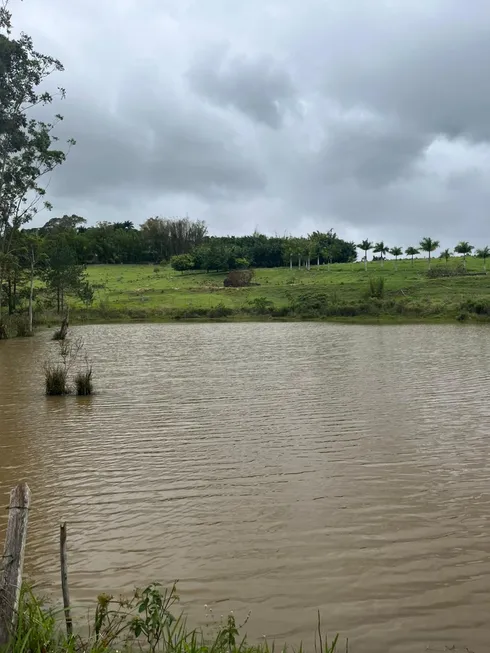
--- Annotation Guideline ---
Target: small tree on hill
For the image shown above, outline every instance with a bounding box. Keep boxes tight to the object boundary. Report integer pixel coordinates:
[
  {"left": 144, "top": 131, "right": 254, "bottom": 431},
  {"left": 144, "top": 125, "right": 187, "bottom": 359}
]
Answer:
[
  {"left": 389, "top": 246, "right": 403, "bottom": 271},
  {"left": 419, "top": 237, "right": 440, "bottom": 270},
  {"left": 357, "top": 240, "right": 373, "bottom": 272},
  {"left": 439, "top": 248, "right": 451, "bottom": 267},
  {"left": 405, "top": 246, "right": 419, "bottom": 266},
  {"left": 373, "top": 241, "right": 389, "bottom": 267},
  {"left": 476, "top": 246, "right": 490, "bottom": 273},
  {"left": 170, "top": 254, "right": 195, "bottom": 273},
  {"left": 454, "top": 241, "right": 473, "bottom": 270}
]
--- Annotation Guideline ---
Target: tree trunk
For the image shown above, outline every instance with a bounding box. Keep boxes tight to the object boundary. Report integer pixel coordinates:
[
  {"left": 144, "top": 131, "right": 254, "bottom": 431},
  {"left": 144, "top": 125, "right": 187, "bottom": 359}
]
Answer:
[
  {"left": 7, "top": 277, "right": 12, "bottom": 315},
  {"left": 395, "top": 258, "right": 398, "bottom": 271},
  {"left": 298, "top": 255, "right": 301, "bottom": 268},
  {"left": 317, "top": 255, "right": 320, "bottom": 266},
  {"left": 289, "top": 254, "right": 292, "bottom": 270},
  {"left": 307, "top": 256, "right": 311, "bottom": 271},
  {"left": 57, "top": 287, "right": 61, "bottom": 314},
  {"left": 428, "top": 251, "right": 431, "bottom": 270},
  {"left": 411, "top": 255, "right": 414, "bottom": 266},
  {"left": 364, "top": 252, "right": 367, "bottom": 272},
  {"left": 463, "top": 255, "right": 467, "bottom": 270},
  {"left": 28, "top": 257, "right": 34, "bottom": 334}
]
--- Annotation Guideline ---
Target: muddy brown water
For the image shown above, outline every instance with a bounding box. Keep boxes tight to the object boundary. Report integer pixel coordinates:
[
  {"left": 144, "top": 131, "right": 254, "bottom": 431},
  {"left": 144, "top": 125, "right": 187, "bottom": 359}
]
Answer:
[{"left": 1, "top": 323, "right": 490, "bottom": 652}]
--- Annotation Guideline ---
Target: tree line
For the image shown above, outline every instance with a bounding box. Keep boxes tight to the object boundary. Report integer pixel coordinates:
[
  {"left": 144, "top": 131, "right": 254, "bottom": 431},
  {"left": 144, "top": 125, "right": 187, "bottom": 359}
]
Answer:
[{"left": 356, "top": 238, "right": 490, "bottom": 271}]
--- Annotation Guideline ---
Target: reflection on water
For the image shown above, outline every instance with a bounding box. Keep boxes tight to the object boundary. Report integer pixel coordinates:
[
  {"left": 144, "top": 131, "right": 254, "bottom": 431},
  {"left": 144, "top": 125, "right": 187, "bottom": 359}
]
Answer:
[{"left": 1, "top": 323, "right": 490, "bottom": 653}]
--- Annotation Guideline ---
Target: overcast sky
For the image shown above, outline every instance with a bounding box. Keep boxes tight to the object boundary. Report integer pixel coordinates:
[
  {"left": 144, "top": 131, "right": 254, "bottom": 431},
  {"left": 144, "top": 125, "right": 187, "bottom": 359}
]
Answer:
[{"left": 13, "top": 0, "right": 490, "bottom": 247}]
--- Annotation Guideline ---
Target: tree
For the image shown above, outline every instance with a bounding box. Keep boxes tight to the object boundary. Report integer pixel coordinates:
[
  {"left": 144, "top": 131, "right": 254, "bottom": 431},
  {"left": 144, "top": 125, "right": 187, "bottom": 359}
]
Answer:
[
  {"left": 454, "top": 241, "right": 474, "bottom": 270},
  {"left": 439, "top": 248, "right": 451, "bottom": 266},
  {"left": 389, "top": 246, "right": 403, "bottom": 271},
  {"left": 373, "top": 241, "right": 389, "bottom": 266},
  {"left": 170, "top": 253, "right": 195, "bottom": 273},
  {"left": 0, "top": 1, "right": 74, "bottom": 333},
  {"left": 405, "top": 246, "right": 419, "bottom": 266},
  {"left": 357, "top": 239, "right": 373, "bottom": 272},
  {"left": 476, "top": 246, "right": 489, "bottom": 273},
  {"left": 419, "top": 237, "right": 440, "bottom": 270}
]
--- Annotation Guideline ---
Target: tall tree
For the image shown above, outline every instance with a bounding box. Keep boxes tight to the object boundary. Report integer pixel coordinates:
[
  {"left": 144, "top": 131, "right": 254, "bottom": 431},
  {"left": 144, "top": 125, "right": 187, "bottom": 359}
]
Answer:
[
  {"left": 389, "top": 246, "right": 403, "bottom": 271},
  {"left": 405, "top": 246, "right": 419, "bottom": 266},
  {"left": 0, "top": 0, "right": 74, "bottom": 334},
  {"left": 454, "top": 241, "right": 474, "bottom": 271},
  {"left": 476, "top": 246, "right": 489, "bottom": 273},
  {"left": 373, "top": 241, "right": 389, "bottom": 267},
  {"left": 419, "top": 237, "right": 440, "bottom": 270},
  {"left": 357, "top": 239, "right": 373, "bottom": 272}
]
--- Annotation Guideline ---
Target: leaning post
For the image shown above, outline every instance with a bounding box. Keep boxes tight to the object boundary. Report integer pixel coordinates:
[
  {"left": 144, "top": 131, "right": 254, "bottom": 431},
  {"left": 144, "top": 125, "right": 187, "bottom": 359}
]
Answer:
[{"left": 0, "top": 483, "right": 31, "bottom": 647}]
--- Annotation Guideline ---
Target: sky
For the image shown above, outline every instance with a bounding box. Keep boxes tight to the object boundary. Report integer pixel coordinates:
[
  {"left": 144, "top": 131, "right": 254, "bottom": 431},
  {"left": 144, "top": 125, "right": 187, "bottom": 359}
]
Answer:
[{"left": 12, "top": 0, "right": 490, "bottom": 247}]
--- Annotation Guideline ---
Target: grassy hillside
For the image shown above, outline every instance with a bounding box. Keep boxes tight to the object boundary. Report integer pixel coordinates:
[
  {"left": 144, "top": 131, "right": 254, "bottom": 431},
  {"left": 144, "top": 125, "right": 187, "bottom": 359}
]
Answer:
[{"left": 66, "top": 256, "right": 490, "bottom": 323}]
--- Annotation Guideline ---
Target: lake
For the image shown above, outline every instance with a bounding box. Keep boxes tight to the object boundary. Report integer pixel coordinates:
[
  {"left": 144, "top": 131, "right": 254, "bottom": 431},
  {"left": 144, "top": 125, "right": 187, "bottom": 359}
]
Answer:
[{"left": 1, "top": 322, "right": 490, "bottom": 653}]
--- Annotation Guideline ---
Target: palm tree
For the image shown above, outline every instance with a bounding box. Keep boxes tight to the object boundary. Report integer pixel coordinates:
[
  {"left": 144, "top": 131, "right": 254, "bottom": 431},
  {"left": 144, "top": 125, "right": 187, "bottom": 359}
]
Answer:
[
  {"left": 405, "top": 246, "right": 419, "bottom": 266},
  {"left": 476, "top": 246, "right": 490, "bottom": 273},
  {"left": 439, "top": 248, "right": 451, "bottom": 266},
  {"left": 419, "top": 237, "right": 440, "bottom": 270},
  {"left": 357, "top": 239, "right": 373, "bottom": 272},
  {"left": 373, "top": 241, "right": 389, "bottom": 267},
  {"left": 454, "top": 241, "right": 474, "bottom": 270},
  {"left": 389, "top": 246, "right": 403, "bottom": 271}
]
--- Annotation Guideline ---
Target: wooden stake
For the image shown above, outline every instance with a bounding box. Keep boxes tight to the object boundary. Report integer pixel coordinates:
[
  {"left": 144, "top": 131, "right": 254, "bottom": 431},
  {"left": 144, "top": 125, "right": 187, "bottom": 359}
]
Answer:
[
  {"left": 60, "top": 523, "right": 73, "bottom": 637},
  {"left": 0, "top": 483, "right": 30, "bottom": 647}
]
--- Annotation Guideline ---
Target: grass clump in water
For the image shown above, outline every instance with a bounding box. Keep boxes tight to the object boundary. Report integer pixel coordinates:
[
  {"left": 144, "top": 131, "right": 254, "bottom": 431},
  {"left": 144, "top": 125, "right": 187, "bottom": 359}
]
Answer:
[
  {"left": 74, "top": 365, "right": 93, "bottom": 395},
  {"left": 44, "top": 363, "right": 69, "bottom": 396}
]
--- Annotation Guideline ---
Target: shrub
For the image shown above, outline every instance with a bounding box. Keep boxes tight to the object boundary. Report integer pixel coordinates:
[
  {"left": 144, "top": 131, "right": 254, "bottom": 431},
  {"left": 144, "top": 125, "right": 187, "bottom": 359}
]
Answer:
[
  {"left": 247, "top": 296, "right": 275, "bottom": 315},
  {"left": 427, "top": 265, "right": 465, "bottom": 278},
  {"left": 44, "top": 363, "right": 69, "bottom": 395},
  {"left": 368, "top": 277, "right": 385, "bottom": 299},
  {"left": 207, "top": 303, "right": 233, "bottom": 318},
  {"left": 75, "top": 367, "right": 93, "bottom": 396},
  {"left": 170, "top": 254, "right": 195, "bottom": 273},
  {"left": 14, "top": 315, "right": 32, "bottom": 338},
  {"left": 223, "top": 269, "right": 254, "bottom": 287}
]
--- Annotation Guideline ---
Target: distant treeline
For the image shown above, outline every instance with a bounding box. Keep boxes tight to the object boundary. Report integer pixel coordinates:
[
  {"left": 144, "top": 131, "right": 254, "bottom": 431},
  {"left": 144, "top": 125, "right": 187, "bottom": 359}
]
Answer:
[{"left": 23, "top": 215, "right": 357, "bottom": 269}]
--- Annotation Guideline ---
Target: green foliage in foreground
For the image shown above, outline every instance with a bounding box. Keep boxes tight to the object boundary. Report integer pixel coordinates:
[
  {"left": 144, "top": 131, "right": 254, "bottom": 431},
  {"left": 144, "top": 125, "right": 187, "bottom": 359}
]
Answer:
[{"left": 6, "top": 584, "right": 344, "bottom": 653}]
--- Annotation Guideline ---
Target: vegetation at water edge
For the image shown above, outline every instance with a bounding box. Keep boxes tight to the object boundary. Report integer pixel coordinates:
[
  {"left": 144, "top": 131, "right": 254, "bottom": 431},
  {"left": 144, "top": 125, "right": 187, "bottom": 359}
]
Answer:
[{"left": 7, "top": 583, "right": 344, "bottom": 653}]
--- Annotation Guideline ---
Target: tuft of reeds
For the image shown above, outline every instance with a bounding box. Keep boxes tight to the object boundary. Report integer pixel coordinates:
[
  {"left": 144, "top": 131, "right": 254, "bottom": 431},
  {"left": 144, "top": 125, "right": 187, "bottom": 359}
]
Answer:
[
  {"left": 368, "top": 276, "right": 385, "bottom": 299},
  {"left": 75, "top": 366, "right": 93, "bottom": 396},
  {"left": 44, "top": 363, "right": 69, "bottom": 396}
]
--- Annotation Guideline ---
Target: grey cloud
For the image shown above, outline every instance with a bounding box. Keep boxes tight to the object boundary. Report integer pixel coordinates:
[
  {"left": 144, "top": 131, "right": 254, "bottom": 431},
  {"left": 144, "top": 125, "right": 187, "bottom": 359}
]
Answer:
[
  {"left": 11, "top": 0, "right": 490, "bottom": 245},
  {"left": 187, "top": 47, "right": 297, "bottom": 128}
]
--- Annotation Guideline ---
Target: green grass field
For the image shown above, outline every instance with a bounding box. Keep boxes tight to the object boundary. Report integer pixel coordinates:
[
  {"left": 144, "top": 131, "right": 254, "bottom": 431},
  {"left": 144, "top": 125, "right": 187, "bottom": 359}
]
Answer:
[{"left": 73, "top": 256, "right": 490, "bottom": 324}]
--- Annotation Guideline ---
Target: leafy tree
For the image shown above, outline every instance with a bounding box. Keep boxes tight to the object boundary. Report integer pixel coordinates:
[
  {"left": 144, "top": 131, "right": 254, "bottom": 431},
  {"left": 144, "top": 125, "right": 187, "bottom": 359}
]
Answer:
[
  {"left": 419, "top": 237, "right": 440, "bottom": 270},
  {"left": 476, "top": 246, "right": 490, "bottom": 273},
  {"left": 439, "top": 248, "right": 451, "bottom": 266},
  {"left": 357, "top": 240, "right": 373, "bottom": 272},
  {"left": 454, "top": 241, "right": 473, "bottom": 270},
  {"left": 389, "top": 246, "right": 403, "bottom": 271},
  {"left": 170, "top": 253, "right": 195, "bottom": 273},
  {"left": 0, "top": 1, "right": 74, "bottom": 332},
  {"left": 373, "top": 241, "right": 389, "bottom": 266},
  {"left": 405, "top": 246, "right": 419, "bottom": 266}
]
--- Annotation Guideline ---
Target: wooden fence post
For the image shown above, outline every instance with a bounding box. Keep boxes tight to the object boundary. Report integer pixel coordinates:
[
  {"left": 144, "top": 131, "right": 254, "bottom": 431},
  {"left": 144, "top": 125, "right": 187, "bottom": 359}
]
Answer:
[
  {"left": 0, "top": 483, "right": 30, "bottom": 647},
  {"left": 59, "top": 523, "right": 72, "bottom": 637}
]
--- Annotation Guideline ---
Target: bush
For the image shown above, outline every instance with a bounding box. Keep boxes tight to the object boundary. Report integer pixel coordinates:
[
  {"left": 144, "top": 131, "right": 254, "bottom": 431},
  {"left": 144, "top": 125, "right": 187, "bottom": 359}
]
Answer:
[
  {"left": 247, "top": 296, "right": 275, "bottom": 315},
  {"left": 368, "top": 277, "right": 385, "bottom": 299},
  {"left": 207, "top": 303, "right": 233, "bottom": 318},
  {"left": 170, "top": 254, "right": 195, "bottom": 273},
  {"left": 427, "top": 265, "right": 465, "bottom": 278},
  {"left": 75, "top": 367, "right": 93, "bottom": 395},
  {"left": 14, "top": 315, "right": 32, "bottom": 338},
  {"left": 44, "top": 363, "right": 69, "bottom": 396},
  {"left": 223, "top": 269, "right": 254, "bottom": 287}
]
